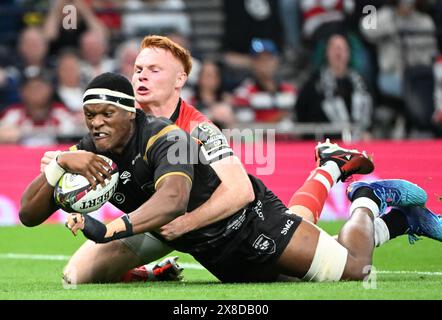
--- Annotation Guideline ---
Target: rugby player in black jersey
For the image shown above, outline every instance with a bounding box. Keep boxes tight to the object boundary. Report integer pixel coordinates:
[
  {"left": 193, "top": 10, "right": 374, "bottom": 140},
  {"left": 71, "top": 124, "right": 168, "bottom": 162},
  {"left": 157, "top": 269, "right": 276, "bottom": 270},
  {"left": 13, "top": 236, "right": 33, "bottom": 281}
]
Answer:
[
  {"left": 36, "top": 36, "right": 388, "bottom": 284},
  {"left": 20, "top": 72, "right": 415, "bottom": 283},
  {"left": 35, "top": 36, "right": 373, "bottom": 283}
]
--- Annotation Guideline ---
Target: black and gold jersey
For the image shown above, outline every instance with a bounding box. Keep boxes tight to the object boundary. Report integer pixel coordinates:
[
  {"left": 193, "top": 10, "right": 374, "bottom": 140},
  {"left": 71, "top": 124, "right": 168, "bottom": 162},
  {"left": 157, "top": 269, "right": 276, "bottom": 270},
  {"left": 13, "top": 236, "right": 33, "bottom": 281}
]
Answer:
[{"left": 71, "top": 110, "right": 246, "bottom": 253}]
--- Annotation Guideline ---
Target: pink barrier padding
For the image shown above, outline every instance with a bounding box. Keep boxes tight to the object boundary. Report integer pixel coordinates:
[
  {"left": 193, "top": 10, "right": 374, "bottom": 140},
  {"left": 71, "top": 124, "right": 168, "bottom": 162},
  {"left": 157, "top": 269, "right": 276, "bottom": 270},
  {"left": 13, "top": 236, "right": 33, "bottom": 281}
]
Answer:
[
  {"left": 238, "top": 140, "right": 442, "bottom": 220},
  {"left": 0, "top": 140, "right": 441, "bottom": 225}
]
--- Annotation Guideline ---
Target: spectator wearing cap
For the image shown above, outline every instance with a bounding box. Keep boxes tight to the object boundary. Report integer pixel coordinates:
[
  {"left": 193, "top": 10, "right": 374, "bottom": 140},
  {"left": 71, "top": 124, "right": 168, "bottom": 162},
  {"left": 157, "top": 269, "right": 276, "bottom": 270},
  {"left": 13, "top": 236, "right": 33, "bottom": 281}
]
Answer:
[
  {"left": 0, "top": 74, "right": 78, "bottom": 146},
  {"left": 294, "top": 34, "right": 373, "bottom": 140},
  {"left": 233, "top": 38, "right": 297, "bottom": 124}
]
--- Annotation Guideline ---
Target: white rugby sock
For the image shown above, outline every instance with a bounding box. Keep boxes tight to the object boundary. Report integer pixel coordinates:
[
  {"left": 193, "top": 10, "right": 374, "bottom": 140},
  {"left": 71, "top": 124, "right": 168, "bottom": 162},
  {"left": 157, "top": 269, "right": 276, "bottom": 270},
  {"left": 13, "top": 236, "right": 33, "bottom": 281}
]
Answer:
[
  {"left": 320, "top": 161, "right": 341, "bottom": 185},
  {"left": 349, "top": 197, "right": 380, "bottom": 218},
  {"left": 374, "top": 217, "right": 390, "bottom": 247}
]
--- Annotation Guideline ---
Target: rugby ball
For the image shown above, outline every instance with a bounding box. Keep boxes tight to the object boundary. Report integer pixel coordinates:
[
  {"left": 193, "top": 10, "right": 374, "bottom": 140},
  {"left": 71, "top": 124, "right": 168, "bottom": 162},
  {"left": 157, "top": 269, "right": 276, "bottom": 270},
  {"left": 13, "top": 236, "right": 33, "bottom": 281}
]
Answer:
[{"left": 54, "top": 155, "right": 119, "bottom": 214}]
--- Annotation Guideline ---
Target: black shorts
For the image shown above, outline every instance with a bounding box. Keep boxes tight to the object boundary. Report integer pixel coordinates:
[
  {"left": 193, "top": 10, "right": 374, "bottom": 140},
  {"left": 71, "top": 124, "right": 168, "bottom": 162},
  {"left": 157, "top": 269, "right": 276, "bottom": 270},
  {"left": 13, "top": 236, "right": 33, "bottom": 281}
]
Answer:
[{"left": 191, "top": 182, "right": 303, "bottom": 283}]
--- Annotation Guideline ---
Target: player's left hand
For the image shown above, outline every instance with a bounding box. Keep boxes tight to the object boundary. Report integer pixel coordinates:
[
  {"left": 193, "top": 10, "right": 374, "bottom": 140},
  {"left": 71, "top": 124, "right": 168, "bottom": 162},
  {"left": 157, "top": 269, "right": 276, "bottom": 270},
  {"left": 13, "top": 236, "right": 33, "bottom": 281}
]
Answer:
[
  {"left": 65, "top": 213, "right": 85, "bottom": 236},
  {"left": 40, "top": 150, "right": 62, "bottom": 173},
  {"left": 66, "top": 213, "right": 128, "bottom": 243},
  {"left": 158, "top": 213, "right": 192, "bottom": 241}
]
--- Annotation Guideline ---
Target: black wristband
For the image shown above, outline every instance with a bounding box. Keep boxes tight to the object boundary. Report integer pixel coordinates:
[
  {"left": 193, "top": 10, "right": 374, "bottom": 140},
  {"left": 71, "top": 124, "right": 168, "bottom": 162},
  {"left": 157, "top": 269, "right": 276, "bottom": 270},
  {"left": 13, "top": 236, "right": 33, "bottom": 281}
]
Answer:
[
  {"left": 121, "top": 215, "right": 133, "bottom": 235},
  {"left": 82, "top": 214, "right": 134, "bottom": 243},
  {"left": 82, "top": 215, "right": 107, "bottom": 243}
]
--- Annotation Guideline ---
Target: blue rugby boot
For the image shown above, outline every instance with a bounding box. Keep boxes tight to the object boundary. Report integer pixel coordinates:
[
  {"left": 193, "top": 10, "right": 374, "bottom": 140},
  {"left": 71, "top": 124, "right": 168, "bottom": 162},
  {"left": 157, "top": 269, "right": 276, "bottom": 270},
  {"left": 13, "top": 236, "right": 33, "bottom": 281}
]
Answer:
[
  {"left": 393, "top": 206, "right": 442, "bottom": 244},
  {"left": 347, "top": 179, "right": 428, "bottom": 214}
]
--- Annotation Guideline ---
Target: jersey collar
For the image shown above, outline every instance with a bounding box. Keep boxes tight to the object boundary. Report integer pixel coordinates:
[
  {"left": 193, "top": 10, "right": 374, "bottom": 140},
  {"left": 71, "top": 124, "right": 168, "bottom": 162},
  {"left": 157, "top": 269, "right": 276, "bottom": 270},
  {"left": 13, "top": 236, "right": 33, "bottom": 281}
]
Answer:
[{"left": 169, "top": 98, "right": 182, "bottom": 123}]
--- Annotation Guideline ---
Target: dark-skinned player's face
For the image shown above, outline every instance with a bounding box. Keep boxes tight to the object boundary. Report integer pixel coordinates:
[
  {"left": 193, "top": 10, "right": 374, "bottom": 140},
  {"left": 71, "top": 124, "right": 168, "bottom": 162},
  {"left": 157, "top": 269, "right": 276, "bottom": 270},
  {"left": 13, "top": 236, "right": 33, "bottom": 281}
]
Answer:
[{"left": 83, "top": 103, "right": 135, "bottom": 154}]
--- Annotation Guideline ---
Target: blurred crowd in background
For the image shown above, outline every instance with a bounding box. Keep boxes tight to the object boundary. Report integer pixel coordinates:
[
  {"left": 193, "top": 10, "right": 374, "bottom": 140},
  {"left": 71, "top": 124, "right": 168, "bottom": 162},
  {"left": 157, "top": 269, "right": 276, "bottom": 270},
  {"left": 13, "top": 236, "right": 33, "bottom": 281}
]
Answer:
[{"left": 1, "top": 0, "right": 442, "bottom": 146}]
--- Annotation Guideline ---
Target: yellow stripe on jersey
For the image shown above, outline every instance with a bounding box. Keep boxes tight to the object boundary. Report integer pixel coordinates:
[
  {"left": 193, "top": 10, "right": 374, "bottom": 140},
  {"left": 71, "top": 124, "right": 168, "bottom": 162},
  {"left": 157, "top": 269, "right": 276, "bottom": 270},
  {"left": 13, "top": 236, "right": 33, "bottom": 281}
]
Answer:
[
  {"left": 154, "top": 172, "right": 192, "bottom": 190},
  {"left": 143, "top": 124, "right": 181, "bottom": 160},
  {"left": 69, "top": 145, "right": 78, "bottom": 151}
]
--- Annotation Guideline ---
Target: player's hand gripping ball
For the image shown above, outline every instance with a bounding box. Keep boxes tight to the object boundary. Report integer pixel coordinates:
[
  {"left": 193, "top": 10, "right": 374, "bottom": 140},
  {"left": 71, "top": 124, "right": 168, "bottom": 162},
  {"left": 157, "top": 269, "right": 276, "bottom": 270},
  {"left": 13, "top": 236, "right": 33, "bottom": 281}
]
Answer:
[{"left": 54, "top": 155, "right": 118, "bottom": 214}]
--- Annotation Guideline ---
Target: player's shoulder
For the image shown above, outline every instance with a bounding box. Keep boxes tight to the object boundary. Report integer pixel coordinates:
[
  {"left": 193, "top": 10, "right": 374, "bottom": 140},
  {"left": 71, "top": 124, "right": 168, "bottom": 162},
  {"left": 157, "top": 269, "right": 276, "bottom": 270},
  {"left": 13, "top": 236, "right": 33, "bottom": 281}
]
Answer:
[
  {"left": 181, "top": 100, "right": 209, "bottom": 121},
  {"left": 191, "top": 121, "right": 223, "bottom": 140},
  {"left": 69, "top": 133, "right": 96, "bottom": 152},
  {"left": 176, "top": 99, "right": 210, "bottom": 131},
  {"left": 190, "top": 121, "right": 234, "bottom": 163},
  {"left": 139, "top": 112, "right": 181, "bottom": 138},
  {"left": 190, "top": 120, "right": 229, "bottom": 150},
  {"left": 137, "top": 112, "right": 187, "bottom": 156}
]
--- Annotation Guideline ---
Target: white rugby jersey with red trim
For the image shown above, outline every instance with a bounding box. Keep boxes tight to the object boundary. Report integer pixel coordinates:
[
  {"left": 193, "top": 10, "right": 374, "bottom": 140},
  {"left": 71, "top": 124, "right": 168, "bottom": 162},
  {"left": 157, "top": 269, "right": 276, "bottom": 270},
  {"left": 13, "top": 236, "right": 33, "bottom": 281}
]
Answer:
[
  {"left": 233, "top": 79, "right": 296, "bottom": 122},
  {"left": 0, "top": 103, "right": 77, "bottom": 145}
]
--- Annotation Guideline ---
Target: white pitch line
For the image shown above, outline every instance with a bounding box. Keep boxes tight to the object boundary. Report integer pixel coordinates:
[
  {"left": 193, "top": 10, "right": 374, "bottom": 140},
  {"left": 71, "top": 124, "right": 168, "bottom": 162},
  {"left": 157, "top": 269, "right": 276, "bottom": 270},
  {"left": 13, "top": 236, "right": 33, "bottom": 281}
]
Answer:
[
  {"left": 0, "top": 253, "right": 207, "bottom": 269},
  {"left": 0, "top": 253, "right": 71, "bottom": 261},
  {"left": 0, "top": 253, "right": 440, "bottom": 275},
  {"left": 377, "top": 270, "right": 442, "bottom": 276}
]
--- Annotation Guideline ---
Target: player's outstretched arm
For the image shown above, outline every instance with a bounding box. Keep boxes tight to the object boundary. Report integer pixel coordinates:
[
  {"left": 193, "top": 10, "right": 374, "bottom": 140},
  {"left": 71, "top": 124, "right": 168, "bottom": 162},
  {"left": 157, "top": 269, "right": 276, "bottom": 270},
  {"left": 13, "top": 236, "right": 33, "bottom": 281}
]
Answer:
[{"left": 159, "top": 155, "right": 254, "bottom": 240}]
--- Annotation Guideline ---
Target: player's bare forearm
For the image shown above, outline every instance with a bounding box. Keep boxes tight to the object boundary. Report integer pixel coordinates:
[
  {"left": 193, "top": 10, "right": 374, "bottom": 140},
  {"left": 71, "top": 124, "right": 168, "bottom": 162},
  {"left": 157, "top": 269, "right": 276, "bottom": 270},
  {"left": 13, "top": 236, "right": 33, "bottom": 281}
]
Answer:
[
  {"left": 194, "top": 156, "right": 254, "bottom": 224},
  {"left": 184, "top": 184, "right": 238, "bottom": 233},
  {"left": 19, "top": 174, "right": 58, "bottom": 227}
]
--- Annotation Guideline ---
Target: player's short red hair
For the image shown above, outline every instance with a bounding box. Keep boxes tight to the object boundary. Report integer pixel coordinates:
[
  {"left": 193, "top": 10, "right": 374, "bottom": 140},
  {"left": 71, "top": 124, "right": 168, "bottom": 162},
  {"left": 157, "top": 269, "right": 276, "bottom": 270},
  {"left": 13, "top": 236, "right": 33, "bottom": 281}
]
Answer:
[{"left": 140, "top": 35, "right": 192, "bottom": 75}]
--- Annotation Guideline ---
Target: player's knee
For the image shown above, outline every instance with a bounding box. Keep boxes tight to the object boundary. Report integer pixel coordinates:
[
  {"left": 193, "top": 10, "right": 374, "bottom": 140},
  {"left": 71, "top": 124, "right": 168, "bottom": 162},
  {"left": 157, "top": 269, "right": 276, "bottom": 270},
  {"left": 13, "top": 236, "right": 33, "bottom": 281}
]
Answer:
[
  {"left": 62, "top": 265, "right": 78, "bottom": 285},
  {"left": 62, "top": 260, "right": 90, "bottom": 284}
]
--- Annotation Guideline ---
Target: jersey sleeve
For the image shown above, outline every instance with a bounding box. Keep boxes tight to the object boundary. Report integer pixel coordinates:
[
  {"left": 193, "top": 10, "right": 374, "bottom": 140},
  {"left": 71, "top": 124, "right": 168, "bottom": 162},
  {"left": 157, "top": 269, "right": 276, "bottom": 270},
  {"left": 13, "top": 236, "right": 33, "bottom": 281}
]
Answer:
[
  {"left": 190, "top": 122, "right": 234, "bottom": 164},
  {"left": 143, "top": 121, "right": 194, "bottom": 190}
]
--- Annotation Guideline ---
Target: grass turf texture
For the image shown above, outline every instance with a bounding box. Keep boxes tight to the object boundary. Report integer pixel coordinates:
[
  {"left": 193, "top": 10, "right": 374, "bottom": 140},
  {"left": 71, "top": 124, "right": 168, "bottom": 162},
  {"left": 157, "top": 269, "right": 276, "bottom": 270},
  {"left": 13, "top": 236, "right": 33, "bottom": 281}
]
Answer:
[{"left": 0, "top": 222, "right": 441, "bottom": 300}]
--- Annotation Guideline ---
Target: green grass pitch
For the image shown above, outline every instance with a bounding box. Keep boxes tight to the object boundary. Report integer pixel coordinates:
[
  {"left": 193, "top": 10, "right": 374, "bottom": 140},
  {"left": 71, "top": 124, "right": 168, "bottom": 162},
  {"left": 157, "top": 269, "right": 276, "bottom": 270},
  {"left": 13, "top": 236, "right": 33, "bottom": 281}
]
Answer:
[{"left": 0, "top": 221, "right": 441, "bottom": 300}]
